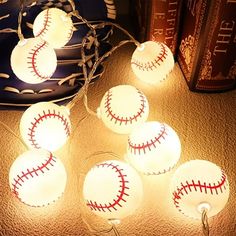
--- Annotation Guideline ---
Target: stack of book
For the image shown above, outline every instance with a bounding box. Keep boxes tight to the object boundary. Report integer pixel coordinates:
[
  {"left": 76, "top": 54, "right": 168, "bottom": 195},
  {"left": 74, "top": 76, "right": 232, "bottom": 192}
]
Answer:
[{"left": 130, "top": 0, "right": 236, "bottom": 92}]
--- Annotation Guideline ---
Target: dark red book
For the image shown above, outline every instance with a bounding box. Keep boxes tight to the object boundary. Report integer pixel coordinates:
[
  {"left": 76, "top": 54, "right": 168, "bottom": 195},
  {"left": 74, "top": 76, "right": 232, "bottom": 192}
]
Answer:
[
  {"left": 177, "top": 0, "right": 236, "bottom": 92},
  {"left": 130, "top": 0, "right": 182, "bottom": 57}
]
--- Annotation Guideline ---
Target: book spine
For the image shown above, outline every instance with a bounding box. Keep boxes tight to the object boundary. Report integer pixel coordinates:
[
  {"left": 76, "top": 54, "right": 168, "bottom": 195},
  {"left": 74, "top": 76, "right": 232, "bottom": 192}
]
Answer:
[
  {"left": 177, "top": 0, "right": 236, "bottom": 92},
  {"left": 146, "top": 0, "right": 183, "bottom": 56}
]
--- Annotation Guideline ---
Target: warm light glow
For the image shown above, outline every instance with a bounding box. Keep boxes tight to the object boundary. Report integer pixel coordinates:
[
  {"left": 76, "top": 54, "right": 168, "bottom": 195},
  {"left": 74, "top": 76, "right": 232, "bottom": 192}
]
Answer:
[
  {"left": 9, "top": 149, "right": 67, "bottom": 207},
  {"left": 171, "top": 160, "right": 230, "bottom": 219},
  {"left": 83, "top": 160, "right": 143, "bottom": 220},
  {"left": 10, "top": 37, "right": 57, "bottom": 84},
  {"left": 131, "top": 41, "right": 174, "bottom": 84},
  {"left": 20, "top": 102, "right": 71, "bottom": 151},
  {"left": 33, "top": 8, "right": 73, "bottom": 48},
  {"left": 126, "top": 121, "right": 181, "bottom": 175},
  {"left": 97, "top": 85, "right": 149, "bottom": 134}
]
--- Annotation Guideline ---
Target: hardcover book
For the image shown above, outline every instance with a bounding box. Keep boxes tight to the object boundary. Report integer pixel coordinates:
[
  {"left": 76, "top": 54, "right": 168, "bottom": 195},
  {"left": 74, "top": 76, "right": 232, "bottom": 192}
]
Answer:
[
  {"left": 130, "top": 0, "right": 182, "bottom": 57},
  {"left": 177, "top": 0, "right": 236, "bottom": 91}
]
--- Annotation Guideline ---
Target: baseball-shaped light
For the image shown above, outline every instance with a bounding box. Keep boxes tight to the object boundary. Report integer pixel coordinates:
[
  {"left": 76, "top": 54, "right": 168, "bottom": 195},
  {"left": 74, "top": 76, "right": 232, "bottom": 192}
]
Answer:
[
  {"left": 171, "top": 160, "right": 230, "bottom": 219},
  {"left": 126, "top": 121, "right": 181, "bottom": 175},
  {"left": 10, "top": 37, "right": 57, "bottom": 84},
  {"left": 9, "top": 149, "right": 67, "bottom": 207},
  {"left": 33, "top": 8, "right": 73, "bottom": 48},
  {"left": 20, "top": 102, "right": 71, "bottom": 152},
  {"left": 97, "top": 85, "right": 149, "bottom": 134},
  {"left": 131, "top": 41, "right": 174, "bottom": 84},
  {"left": 83, "top": 160, "right": 143, "bottom": 220}
]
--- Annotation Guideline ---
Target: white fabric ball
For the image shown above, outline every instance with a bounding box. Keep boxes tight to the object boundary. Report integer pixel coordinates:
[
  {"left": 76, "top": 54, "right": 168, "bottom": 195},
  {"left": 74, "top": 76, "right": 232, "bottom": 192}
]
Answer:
[
  {"left": 126, "top": 121, "right": 181, "bottom": 175},
  {"left": 33, "top": 8, "right": 73, "bottom": 48},
  {"left": 98, "top": 85, "right": 149, "bottom": 134},
  {"left": 20, "top": 102, "right": 71, "bottom": 151},
  {"left": 9, "top": 149, "right": 67, "bottom": 207},
  {"left": 131, "top": 41, "right": 174, "bottom": 84},
  {"left": 171, "top": 160, "right": 230, "bottom": 219},
  {"left": 83, "top": 160, "right": 143, "bottom": 220},
  {"left": 11, "top": 37, "right": 57, "bottom": 84}
]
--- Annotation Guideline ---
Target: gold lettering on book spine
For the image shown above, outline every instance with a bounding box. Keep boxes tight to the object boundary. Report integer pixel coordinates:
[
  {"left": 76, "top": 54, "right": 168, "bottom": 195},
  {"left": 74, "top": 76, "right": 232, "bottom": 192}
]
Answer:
[
  {"left": 213, "top": 20, "right": 235, "bottom": 56},
  {"left": 198, "top": 0, "right": 232, "bottom": 82},
  {"left": 199, "top": 50, "right": 212, "bottom": 80},
  {"left": 179, "top": 35, "right": 195, "bottom": 72},
  {"left": 151, "top": 0, "right": 179, "bottom": 54}
]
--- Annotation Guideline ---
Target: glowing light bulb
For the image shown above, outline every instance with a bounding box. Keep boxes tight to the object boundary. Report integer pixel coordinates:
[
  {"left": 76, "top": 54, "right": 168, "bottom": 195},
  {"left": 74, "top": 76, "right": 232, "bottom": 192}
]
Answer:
[
  {"left": 171, "top": 160, "right": 230, "bottom": 219},
  {"left": 10, "top": 37, "right": 57, "bottom": 84},
  {"left": 126, "top": 121, "right": 181, "bottom": 175},
  {"left": 83, "top": 160, "right": 143, "bottom": 220},
  {"left": 131, "top": 41, "right": 174, "bottom": 84},
  {"left": 20, "top": 102, "right": 71, "bottom": 151},
  {"left": 97, "top": 85, "right": 149, "bottom": 134},
  {"left": 33, "top": 8, "right": 73, "bottom": 48},
  {"left": 9, "top": 149, "right": 67, "bottom": 207}
]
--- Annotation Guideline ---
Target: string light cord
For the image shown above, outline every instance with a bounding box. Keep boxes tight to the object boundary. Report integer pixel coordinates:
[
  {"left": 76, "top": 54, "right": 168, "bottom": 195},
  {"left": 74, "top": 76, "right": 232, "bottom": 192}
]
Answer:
[
  {"left": 67, "top": 0, "right": 76, "bottom": 12},
  {"left": 110, "top": 223, "right": 121, "bottom": 236},
  {"left": 84, "top": 151, "right": 121, "bottom": 163},
  {"left": 0, "top": 120, "right": 28, "bottom": 150},
  {"left": 202, "top": 208, "right": 210, "bottom": 236},
  {"left": 67, "top": 21, "right": 141, "bottom": 112},
  {"left": 67, "top": 0, "right": 100, "bottom": 64},
  {"left": 81, "top": 216, "right": 114, "bottom": 236},
  {"left": 81, "top": 21, "right": 140, "bottom": 83},
  {"left": 17, "top": 0, "right": 25, "bottom": 41}
]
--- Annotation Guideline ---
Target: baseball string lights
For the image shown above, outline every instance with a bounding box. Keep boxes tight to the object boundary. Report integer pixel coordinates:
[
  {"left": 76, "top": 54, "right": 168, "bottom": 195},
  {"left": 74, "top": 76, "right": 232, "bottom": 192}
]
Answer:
[
  {"left": 9, "top": 149, "right": 67, "bottom": 207},
  {"left": 126, "top": 121, "right": 181, "bottom": 176},
  {"left": 20, "top": 101, "right": 71, "bottom": 151},
  {"left": 131, "top": 41, "right": 175, "bottom": 84},
  {"left": 10, "top": 0, "right": 58, "bottom": 84},
  {"left": 0, "top": 0, "right": 230, "bottom": 236},
  {"left": 171, "top": 160, "right": 230, "bottom": 236}
]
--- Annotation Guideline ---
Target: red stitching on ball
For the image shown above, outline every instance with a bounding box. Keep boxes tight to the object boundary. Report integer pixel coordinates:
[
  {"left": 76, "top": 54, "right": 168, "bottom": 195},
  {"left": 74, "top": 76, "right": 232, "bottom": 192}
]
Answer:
[
  {"left": 35, "top": 9, "right": 51, "bottom": 37},
  {"left": 128, "top": 124, "right": 167, "bottom": 155},
  {"left": 27, "top": 41, "right": 54, "bottom": 80},
  {"left": 11, "top": 152, "right": 56, "bottom": 202},
  {"left": 27, "top": 109, "right": 71, "bottom": 149},
  {"left": 86, "top": 162, "right": 130, "bottom": 212},
  {"left": 131, "top": 43, "right": 168, "bottom": 71},
  {"left": 104, "top": 89, "right": 147, "bottom": 125},
  {"left": 172, "top": 172, "right": 228, "bottom": 210}
]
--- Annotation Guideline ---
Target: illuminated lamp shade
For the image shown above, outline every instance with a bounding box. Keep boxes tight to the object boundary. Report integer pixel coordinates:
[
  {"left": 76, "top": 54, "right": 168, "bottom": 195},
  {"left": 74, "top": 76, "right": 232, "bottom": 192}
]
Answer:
[
  {"left": 33, "top": 8, "right": 74, "bottom": 49},
  {"left": 20, "top": 102, "right": 71, "bottom": 152},
  {"left": 97, "top": 85, "right": 149, "bottom": 134},
  {"left": 9, "top": 149, "right": 67, "bottom": 207},
  {"left": 171, "top": 160, "right": 230, "bottom": 219},
  {"left": 126, "top": 121, "right": 181, "bottom": 175},
  {"left": 83, "top": 160, "right": 143, "bottom": 221},
  {"left": 131, "top": 41, "right": 174, "bottom": 84},
  {"left": 10, "top": 37, "right": 57, "bottom": 84}
]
